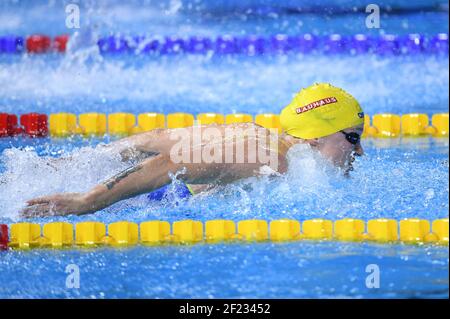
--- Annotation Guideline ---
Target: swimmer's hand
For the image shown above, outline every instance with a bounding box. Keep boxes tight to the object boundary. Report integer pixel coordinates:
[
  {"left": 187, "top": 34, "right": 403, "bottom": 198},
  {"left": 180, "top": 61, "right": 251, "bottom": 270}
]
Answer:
[{"left": 20, "top": 193, "right": 93, "bottom": 218}]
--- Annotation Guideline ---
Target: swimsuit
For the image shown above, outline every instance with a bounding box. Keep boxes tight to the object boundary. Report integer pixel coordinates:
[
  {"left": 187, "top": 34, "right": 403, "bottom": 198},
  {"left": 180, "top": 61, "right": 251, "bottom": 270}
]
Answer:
[{"left": 147, "top": 182, "right": 194, "bottom": 202}]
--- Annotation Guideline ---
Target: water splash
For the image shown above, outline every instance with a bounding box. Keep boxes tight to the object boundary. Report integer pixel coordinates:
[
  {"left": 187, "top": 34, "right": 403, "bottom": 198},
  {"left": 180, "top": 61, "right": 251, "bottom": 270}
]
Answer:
[
  {"left": 63, "top": 28, "right": 104, "bottom": 67},
  {"left": 0, "top": 143, "right": 129, "bottom": 220},
  {"left": 0, "top": 55, "right": 447, "bottom": 115}
]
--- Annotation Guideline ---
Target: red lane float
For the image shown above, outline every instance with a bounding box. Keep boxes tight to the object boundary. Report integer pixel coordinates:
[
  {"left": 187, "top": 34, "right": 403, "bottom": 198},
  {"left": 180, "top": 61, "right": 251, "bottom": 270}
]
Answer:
[
  {"left": 0, "top": 113, "right": 22, "bottom": 137},
  {"left": 0, "top": 224, "right": 8, "bottom": 250},
  {"left": 53, "top": 35, "right": 69, "bottom": 52},
  {"left": 25, "top": 35, "right": 69, "bottom": 53},
  {"left": 20, "top": 113, "right": 48, "bottom": 137},
  {"left": 26, "top": 34, "right": 51, "bottom": 53}
]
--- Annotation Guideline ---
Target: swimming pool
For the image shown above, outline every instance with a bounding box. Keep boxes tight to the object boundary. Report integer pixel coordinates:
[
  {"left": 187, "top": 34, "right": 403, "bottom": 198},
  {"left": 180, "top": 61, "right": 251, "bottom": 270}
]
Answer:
[{"left": 0, "top": 0, "right": 448, "bottom": 299}]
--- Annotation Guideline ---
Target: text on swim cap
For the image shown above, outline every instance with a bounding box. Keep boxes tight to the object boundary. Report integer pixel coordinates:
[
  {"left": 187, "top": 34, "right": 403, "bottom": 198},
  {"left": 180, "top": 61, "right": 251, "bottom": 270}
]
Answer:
[{"left": 295, "top": 97, "right": 338, "bottom": 114}]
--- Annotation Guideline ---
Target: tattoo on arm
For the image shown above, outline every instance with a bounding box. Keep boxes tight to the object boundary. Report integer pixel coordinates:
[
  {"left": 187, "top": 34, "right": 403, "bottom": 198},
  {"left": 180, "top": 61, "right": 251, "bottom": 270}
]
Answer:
[{"left": 103, "top": 164, "right": 144, "bottom": 190}]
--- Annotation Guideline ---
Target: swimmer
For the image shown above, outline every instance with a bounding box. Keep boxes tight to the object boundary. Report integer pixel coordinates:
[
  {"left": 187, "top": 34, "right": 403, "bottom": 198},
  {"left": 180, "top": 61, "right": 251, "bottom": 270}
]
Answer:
[{"left": 20, "top": 83, "right": 365, "bottom": 218}]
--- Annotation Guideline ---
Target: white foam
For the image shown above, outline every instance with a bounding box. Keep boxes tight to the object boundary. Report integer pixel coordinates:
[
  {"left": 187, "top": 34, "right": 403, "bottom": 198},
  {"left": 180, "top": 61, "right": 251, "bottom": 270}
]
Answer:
[
  {"left": 191, "top": 144, "right": 341, "bottom": 218},
  {"left": 0, "top": 144, "right": 130, "bottom": 220},
  {"left": 0, "top": 54, "right": 447, "bottom": 115}
]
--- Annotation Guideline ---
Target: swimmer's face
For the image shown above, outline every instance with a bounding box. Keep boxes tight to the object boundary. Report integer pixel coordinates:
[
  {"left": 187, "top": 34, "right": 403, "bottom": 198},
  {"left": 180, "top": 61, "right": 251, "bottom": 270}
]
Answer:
[{"left": 308, "top": 124, "right": 365, "bottom": 171}]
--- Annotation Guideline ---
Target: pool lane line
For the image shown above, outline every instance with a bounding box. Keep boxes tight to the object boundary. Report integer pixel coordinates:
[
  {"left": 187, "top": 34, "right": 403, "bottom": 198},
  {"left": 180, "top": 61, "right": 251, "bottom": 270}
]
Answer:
[
  {"left": 0, "top": 33, "right": 448, "bottom": 55},
  {"left": 1, "top": 218, "right": 448, "bottom": 250},
  {"left": 0, "top": 112, "right": 449, "bottom": 138}
]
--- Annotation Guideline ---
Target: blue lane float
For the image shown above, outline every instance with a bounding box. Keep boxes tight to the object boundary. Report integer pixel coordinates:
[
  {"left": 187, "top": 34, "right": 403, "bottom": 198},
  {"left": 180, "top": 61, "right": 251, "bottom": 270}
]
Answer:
[
  {"left": 0, "top": 33, "right": 448, "bottom": 55},
  {"left": 0, "top": 35, "right": 24, "bottom": 53},
  {"left": 96, "top": 33, "right": 449, "bottom": 55}
]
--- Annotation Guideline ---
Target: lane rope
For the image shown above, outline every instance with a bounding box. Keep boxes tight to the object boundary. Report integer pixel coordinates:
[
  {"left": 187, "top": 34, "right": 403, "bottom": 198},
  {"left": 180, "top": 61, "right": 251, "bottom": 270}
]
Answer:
[
  {"left": 0, "top": 33, "right": 448, "bottom": 55},
  {"left": 1, "top": 112, "right": 448, "bottom": 138},
  {"left": 1, "top": 218, "right": 448, "bottom": 250}
]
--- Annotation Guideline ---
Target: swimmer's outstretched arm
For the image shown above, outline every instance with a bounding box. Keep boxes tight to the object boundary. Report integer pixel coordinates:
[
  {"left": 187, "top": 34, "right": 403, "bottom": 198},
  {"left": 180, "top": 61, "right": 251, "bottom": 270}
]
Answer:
[
  {"left": 20, "top": 124, "right": 281, "bottom": 218},
  {"left": 21, "top": 154, "right": 179, "bottom": 217}
]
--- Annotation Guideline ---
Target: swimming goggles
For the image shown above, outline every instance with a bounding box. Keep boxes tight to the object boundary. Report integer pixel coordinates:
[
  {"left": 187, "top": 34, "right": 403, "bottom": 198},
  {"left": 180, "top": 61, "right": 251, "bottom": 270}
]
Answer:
[{"left": 341, "top": 131, "right": 361, "bottom": 145}]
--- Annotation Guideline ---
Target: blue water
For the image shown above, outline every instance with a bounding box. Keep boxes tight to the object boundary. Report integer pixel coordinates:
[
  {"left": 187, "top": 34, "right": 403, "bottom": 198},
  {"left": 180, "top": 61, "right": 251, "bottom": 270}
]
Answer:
[
  {"left": 0, "top": 243, "right": 448, "bottom": 298},
  {"left": 0, "top": 137, "right": 448, "bottom": 298},
  {"left": 0, "top": 55, "right": 448, "bottom": 116},
  {"left": 0, "top": 0, "right": 449, "bottom": 298},
  {"left": 0, "top": 0, "right": 448, "bottom": 36}
]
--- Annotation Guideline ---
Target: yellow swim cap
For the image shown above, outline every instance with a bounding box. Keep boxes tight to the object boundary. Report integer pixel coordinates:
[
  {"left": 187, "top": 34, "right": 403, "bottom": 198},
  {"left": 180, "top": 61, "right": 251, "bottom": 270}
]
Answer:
[{"left": 280, "top": 83, "right": 364, "bottom": 139}]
